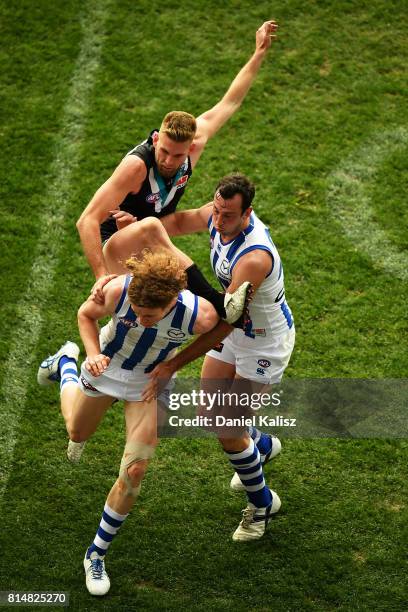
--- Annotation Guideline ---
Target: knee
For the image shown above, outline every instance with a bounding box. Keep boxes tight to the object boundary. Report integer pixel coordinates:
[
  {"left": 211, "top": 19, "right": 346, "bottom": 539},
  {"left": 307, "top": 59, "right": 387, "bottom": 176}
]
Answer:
[
  {"left": 103, "top": 231, "right": 123, "bottom": 263},
  {"left": 117, "top": 441, "right": 156, "bottom": 498},
  {"left": 138, "top": 217, "right": 164, "bottom": 241},
  {"left": 106, "top": 217, "right": 163, "bottom": 257},
  {"left": 126, "top": 459, "right": 149, "bottom": 486}
]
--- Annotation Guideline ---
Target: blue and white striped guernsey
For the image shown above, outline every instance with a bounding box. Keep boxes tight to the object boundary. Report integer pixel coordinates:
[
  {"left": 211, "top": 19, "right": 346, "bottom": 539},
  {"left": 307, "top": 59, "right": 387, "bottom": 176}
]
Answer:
[
  {"left": 208, "top": 211, "right": 294, "bottom": 337},
  {"left": 99, "top": 276, "right": 198, "bottom": 376}
]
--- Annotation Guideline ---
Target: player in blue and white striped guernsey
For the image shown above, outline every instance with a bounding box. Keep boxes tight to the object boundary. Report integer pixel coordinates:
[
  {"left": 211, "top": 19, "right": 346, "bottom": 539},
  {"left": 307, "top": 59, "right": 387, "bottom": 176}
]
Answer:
[
  {"left": 37, "top": 250, "right": 219, "bottom": 596},
  {"left": 142, "top": 174, "right": 295, "bottom": 542}
]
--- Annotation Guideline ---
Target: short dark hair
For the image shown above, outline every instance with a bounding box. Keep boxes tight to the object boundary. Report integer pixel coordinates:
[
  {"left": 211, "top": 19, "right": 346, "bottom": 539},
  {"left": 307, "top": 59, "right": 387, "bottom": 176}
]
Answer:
[{"left": 215, "top": 173, "right": 255, "bottom": 212}]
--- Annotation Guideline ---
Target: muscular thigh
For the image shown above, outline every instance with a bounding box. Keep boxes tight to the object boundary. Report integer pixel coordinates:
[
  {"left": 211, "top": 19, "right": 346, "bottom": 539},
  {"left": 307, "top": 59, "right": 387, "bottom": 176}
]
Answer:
[
  {"left": 201, "top": 355, "right": 236, "bottom": 380},
  {"left": 70, "top": 387, "right": 115, "bottom": 438},
  {"left": 103, "top": 218, "right": 192, "bottom": 274},
  {"left": 124, "top": 398, "right": 158, "bottom": 446},
  {"left": 200, "top": 355, "right": 236, "bottom": 410},
  {"left": 232, "top": 372, "right": 272, "bottom": 396}
]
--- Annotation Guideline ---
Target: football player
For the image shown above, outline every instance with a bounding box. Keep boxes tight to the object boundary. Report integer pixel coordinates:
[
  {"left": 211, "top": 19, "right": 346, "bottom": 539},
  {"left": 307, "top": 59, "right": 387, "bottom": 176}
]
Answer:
[{"left": 38, "top": 250, "right": 220, "bottom": 596}]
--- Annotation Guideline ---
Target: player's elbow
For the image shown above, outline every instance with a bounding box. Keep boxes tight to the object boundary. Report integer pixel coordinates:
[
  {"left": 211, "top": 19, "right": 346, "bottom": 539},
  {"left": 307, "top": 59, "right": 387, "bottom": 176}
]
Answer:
[
  {"left": 77, "top": 303, "right": 87, "bottom": 321},
  {"left": 76, "top": 211, "right": 90, "bottom": 236},
  {"left": 76, "top": 206, "right": 102, "bottom": 236},
  {"left": 77, "top": 305, "right": 92, "bottom": 331},
  {"left": 76, "top": 216, "right": 83, "bottom": 235},
  {"left": 205, "top": 308, "right": 220, "bottom": 332}
]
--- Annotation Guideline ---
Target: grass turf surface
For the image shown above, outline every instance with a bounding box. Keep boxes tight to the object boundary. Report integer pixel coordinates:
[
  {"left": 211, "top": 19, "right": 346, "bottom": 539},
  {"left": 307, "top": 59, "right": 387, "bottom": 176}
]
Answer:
[{"left": 0, "top": 0, "right": 407, "bottom": 610}]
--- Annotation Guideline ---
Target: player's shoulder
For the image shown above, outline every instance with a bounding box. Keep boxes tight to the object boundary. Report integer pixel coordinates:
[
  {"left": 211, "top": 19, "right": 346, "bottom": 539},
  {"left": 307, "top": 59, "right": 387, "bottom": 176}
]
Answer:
[
  {"left": 192, "top": 123, "right": 208, "bottom": 148},
  {"left": 119, "top": 152, "right": 147, "bottom": 173},
  {"left": 128, "top": 133, "right": 155, "bottom": 161},
  {"left": 113, "top": 152, "right": 148, "bottom": 187},
  {"left": 234, "top": 247, "right": 272, "bottom": 273},
  {"left": 178, "top": 289, "right": 196, "bottom": 307},
  {"left": 250, "top": 210, "right": 269, "bottom": 229},
  {"left": 110, "top": 155, "right": 146, "bottom": 191}
]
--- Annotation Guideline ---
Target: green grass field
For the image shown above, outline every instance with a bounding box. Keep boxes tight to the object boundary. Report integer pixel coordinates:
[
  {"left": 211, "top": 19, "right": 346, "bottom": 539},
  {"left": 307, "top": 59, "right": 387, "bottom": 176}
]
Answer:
[{"left": 0, "top": 0, "right": 407, "bottom": 610}]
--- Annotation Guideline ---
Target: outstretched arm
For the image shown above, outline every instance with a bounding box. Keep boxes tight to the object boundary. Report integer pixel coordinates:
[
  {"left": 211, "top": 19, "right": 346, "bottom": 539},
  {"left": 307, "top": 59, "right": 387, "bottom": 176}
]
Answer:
[
  {"left": 189, "top": 20, "right": 278, "bottom": 167},
  {"left": 159, "top": 202, "right": 212, "bottom": 236}
]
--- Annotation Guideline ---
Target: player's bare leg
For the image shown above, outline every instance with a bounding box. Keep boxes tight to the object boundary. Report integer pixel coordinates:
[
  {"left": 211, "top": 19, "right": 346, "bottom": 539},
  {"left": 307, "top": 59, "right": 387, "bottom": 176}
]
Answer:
[
  {"left": 106, "top": 398, "right": 158, "bottom": 514},
  {"left": 103, "top": 217, "right": 192, "bottom": 274},
  {"left": 67, "top": 391, "right": 113, "bottom": 442},
  {"left": 37, "top": 341, "right": 113, "bottom": 463},
  {"left": 84, "top": 398, "right": 157, "bottom": 596}
]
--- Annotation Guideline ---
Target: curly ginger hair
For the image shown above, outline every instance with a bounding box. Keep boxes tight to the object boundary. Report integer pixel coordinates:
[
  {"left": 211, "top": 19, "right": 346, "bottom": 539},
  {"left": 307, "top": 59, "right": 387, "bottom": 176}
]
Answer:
[{"left": 126, "top": 250, "right": 187, "bottom": 308}]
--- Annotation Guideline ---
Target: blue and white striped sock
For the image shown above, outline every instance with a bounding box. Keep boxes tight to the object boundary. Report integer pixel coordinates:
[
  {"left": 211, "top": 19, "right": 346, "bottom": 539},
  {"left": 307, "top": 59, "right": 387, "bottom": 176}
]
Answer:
[
  {"left": 226, "top": 438, "right": 272, "bottom": 508},
  {"left": 59, "top": 355, "right": 78, "bottom": 391},
  {"left": 248, "top": 426, "right": 272, "bottom": 460},
  {"left": 87, "top": 503, "right": 129, "bottom": 558}
]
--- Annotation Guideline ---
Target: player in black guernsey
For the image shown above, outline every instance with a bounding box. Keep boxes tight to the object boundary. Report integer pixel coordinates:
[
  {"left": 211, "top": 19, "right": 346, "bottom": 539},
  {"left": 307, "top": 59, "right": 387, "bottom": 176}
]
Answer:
[
  {"left": 77, "top": 21, "right": 278, "bottom": 322},
  {"left": 99, "top": 129, "right": 193, "bottom": 242}
]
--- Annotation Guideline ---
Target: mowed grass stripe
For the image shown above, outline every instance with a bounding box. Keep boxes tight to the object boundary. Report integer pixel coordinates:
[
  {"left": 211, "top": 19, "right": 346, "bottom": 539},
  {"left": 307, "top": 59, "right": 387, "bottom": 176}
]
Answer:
[
  {"left": 328, "top": 127, "right": 408, "bottom": 282},
  {"left": 0, "top": 0, "right": 111, "bottom": 502}
]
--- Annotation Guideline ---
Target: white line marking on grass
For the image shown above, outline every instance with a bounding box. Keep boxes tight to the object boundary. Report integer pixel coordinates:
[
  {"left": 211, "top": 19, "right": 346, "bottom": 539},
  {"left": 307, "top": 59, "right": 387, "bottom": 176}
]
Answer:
[
  {"left": 327, "top": 127, "right": 408, "bottom": 282},
  {"left": 0, "top": 0, "right": 111, "bottom": 502}
]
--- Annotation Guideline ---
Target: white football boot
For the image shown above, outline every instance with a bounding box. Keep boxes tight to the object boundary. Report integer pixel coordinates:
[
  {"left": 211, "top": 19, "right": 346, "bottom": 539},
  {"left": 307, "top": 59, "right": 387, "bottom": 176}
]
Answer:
[
  {"left": 230, "top": 436, "right": 282, "bottom": 492},
  {"left": 224, "top": 281, "right": 251, "bottom": 324},
  {"left": 67, "top": 440, "right": 86, "bottom": 464},
  {"left": 232, "top": 491, "right": 281, "bottom": 542},
  {"left": 84, "top": 551, "right": 110, "bottom": 596},
  {"left": 37, "top": 341, "right": 80, "bottom": 386}
]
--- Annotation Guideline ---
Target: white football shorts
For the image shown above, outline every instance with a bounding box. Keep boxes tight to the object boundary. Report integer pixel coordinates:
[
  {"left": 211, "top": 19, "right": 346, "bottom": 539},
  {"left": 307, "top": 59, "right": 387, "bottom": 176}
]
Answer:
[
  {"left": 79, "top": 361, "right": 173, "bottom": 405},
  {"left": 206, "top": 326, "right": 295, "bottom": 384}
]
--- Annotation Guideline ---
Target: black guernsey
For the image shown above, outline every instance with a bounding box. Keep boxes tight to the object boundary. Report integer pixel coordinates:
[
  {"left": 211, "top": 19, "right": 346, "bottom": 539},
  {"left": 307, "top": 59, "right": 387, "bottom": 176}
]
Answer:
[{"left": 100, "top": 130, "right": 193, "bottom": 241}]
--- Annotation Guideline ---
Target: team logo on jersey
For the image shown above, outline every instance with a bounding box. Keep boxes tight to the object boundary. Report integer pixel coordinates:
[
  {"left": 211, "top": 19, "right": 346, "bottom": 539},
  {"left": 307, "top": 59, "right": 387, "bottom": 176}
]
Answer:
[
  {"left": 175, "top": 174, "right": 189, "bottom": 189},
  {"left": 256, "top": 367, "right": 266, "bottom": 376},
  {"left": 119, "top": 317, "right": 138, "bottom": 328},
  {"left": 219, "top": 259, "right": 230, "bottom": 276},
  {"left": 258, "top": 359, "right": 271, "bottom": 368},
  {"left": 167, "top": 328, "right": 186, "bottom": 340},
  {"left": 146, "top": 192, "right": 161, "bottom": 203}
]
